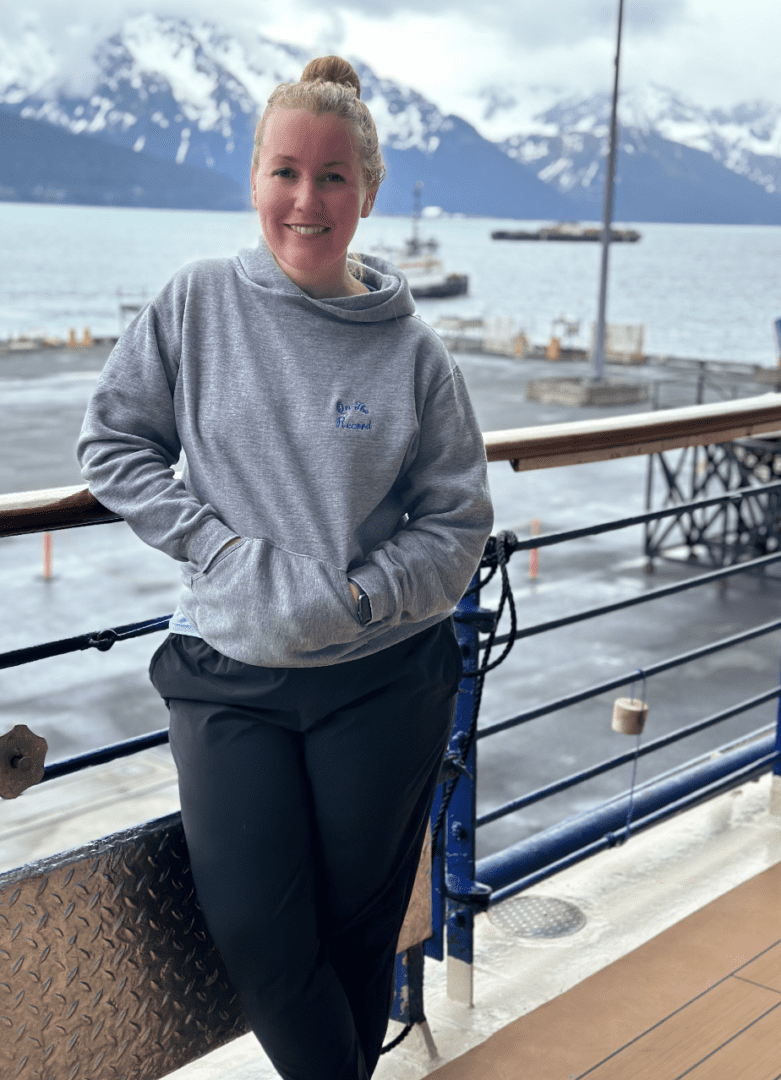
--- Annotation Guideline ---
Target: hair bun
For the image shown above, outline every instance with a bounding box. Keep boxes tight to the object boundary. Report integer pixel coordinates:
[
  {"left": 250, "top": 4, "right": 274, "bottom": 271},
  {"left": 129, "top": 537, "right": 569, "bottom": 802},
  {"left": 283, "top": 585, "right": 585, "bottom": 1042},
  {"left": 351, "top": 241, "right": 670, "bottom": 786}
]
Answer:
[{"left": 300, "top": 56, "right": 361, "bottom": 98}]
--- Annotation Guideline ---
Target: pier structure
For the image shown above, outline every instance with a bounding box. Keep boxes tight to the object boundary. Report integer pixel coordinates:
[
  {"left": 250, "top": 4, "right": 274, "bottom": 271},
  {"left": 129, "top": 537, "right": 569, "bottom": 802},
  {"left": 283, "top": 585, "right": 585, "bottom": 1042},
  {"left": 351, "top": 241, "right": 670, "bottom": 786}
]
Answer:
[{"left": 644, "top": 435, "right": 781, "bottom": 572}]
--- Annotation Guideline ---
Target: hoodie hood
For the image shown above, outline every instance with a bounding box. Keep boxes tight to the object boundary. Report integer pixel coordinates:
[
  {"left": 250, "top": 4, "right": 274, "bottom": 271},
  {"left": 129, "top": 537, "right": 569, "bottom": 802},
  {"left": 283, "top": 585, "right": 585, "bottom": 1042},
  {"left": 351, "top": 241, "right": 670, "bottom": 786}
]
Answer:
[{"left": 235, "top": 239, "right": 416, "bottom": 324}]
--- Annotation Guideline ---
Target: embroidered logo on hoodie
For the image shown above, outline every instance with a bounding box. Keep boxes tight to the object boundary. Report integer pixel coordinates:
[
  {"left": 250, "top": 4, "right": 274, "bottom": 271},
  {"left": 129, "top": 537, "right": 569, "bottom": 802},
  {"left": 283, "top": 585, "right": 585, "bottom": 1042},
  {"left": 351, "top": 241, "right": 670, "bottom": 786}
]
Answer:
[{"left": 335, "top": 400, "right": 371, "bottom": 430}]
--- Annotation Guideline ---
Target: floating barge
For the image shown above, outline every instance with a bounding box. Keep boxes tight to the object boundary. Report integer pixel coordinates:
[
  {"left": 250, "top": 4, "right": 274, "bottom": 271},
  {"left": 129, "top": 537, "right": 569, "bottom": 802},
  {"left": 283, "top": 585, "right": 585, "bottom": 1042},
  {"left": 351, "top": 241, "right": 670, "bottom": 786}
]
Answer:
[{"left": 492, "top": 222, "right": 641, "bottom": 242}]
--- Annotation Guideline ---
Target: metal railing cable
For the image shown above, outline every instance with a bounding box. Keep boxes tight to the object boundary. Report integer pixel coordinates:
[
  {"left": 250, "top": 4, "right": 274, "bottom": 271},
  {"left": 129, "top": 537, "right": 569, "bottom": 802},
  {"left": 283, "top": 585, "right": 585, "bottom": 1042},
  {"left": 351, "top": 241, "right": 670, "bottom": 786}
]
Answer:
[
  {"left": 476, "top": 616, "right": 781, "bottom": 740},
  {"left": 0, "top": 615, "right": 172, "bottom": 669},
  {"left": 500, "top": 478, "right": 781, "bottom": 554},
  {"left": 477, "top": 697, "right": 781, "bottom": 827},
  {"left": 41, "top": 728, "right": 170, "bottom": 783},
  {"left": 483, "top": 549, "right": 781, "bottom": 650}
]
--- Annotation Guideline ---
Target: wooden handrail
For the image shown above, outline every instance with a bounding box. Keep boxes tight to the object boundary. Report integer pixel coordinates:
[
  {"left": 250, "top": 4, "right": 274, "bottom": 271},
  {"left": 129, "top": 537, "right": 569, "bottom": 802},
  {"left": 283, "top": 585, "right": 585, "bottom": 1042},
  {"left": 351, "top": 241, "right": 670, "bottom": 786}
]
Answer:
[
  {"left": 484, "top": 394, "right": 781, "bottom": 470},
  {"left": 2, "top": 394, "right": 781, "bottom": 538},
  {"left": 0, "top": 486, "right": 119, "bottom": 538}
]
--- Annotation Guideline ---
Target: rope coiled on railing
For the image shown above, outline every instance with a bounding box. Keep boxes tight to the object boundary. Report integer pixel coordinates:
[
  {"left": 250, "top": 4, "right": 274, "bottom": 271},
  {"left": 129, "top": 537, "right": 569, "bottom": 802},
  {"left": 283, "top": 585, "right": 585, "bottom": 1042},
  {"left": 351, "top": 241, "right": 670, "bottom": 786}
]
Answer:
[{"left": 431, "top": 531, "right": 520, "bottom": 856}]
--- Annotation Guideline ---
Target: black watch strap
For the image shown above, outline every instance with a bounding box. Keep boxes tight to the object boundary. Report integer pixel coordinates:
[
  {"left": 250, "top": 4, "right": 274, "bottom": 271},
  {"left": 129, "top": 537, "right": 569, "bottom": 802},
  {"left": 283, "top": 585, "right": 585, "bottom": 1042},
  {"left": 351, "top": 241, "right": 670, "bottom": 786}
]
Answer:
[{"left": 351, "top": 582, "right": 372, "bottom": 626}]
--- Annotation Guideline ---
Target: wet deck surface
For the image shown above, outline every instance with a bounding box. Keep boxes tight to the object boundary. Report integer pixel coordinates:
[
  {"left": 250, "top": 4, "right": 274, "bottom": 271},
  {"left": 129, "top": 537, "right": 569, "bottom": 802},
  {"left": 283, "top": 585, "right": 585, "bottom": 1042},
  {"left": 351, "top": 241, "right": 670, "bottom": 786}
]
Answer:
[{"left": 430, "top": 857, "right": 781, "bottom": 1080}]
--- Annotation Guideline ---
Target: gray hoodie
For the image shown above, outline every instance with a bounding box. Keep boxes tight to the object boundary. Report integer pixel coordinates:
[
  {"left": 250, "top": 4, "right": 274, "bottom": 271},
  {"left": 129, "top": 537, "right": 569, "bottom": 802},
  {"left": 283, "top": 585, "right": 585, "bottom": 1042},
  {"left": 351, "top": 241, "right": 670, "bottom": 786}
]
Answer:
[{"left": 77, "top": 241, "right": 493, "bottom": 667}]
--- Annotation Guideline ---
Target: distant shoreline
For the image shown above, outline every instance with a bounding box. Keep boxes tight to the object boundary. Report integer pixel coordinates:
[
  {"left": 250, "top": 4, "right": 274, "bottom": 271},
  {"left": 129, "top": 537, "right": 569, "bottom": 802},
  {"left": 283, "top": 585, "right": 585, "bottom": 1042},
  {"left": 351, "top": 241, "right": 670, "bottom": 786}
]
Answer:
[{"left": 3, "top": 200, "right": 781, "bottom": 228}]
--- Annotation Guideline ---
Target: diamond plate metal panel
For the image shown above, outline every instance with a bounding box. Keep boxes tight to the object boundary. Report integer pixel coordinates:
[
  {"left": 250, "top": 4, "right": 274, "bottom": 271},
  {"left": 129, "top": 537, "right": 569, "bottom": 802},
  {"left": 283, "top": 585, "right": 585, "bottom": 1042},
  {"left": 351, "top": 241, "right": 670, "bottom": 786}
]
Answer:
[{"left": 0, "top": 812, "right": 249, "bottom": 1079}]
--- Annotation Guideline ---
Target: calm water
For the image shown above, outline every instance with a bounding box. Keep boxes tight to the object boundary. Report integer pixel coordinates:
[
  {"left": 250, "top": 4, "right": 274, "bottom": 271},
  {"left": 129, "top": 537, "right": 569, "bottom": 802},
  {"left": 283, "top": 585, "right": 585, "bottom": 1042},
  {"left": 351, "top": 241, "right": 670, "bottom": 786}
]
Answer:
[{"left": 1, "top": 202, "right": 780, "bottom": 363}]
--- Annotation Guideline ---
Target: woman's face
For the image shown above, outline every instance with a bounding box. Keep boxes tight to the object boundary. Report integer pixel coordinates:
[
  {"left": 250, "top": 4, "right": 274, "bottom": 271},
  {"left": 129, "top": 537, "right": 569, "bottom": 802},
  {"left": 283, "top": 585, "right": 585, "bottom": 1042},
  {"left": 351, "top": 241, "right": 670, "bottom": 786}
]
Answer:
[{"left": 251, "top": 107, "right": 376, "bottom": 298}]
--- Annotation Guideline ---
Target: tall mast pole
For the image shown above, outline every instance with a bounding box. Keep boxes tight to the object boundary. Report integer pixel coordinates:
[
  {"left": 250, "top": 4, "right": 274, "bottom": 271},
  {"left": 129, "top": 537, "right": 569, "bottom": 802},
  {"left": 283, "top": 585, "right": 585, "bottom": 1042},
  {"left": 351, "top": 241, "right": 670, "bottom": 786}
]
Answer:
[
  {"left": 412, "top": 180, "right": 423, "bottom": 252},
  {"left": 591, "top": 0, "right": 625, "bottom": 383}
]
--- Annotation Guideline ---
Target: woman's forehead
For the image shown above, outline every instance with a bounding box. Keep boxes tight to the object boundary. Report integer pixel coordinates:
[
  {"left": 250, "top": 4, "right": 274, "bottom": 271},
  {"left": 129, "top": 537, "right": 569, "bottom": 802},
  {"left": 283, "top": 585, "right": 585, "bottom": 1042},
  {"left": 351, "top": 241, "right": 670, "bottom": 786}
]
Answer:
[{"left": 260, "top": 108, "right": 358, "bottom": 165}]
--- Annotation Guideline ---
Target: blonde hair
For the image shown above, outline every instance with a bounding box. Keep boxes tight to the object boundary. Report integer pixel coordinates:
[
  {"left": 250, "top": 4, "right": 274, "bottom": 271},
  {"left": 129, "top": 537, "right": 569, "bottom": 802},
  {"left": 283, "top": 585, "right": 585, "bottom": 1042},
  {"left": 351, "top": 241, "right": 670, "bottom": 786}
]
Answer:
[{"left": 252, "top": 56, "right": 386, "bottom": 189}]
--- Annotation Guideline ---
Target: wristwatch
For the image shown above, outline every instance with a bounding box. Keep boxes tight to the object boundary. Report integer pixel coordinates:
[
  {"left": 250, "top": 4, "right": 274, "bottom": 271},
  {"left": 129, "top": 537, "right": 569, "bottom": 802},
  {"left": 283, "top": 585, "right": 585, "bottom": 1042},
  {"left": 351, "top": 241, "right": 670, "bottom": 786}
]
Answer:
[{"left": 350, "top": 581, "right": 372, "bottom": 626}]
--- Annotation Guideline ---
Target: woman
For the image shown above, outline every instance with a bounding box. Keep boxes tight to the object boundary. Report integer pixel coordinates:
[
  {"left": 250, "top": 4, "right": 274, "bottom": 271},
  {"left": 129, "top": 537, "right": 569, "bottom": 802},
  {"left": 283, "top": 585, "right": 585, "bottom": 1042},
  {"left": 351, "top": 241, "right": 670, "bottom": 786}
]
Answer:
[{"left": 77, "top": 55, "right": 492, "bottom": 1080}]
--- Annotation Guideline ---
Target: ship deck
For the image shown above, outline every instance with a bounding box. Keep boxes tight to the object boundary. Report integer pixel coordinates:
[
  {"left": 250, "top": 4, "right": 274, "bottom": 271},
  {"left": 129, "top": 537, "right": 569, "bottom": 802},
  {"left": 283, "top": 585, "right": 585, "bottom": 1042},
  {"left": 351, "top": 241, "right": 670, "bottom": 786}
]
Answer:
[
  {"left": 433, "top": 840, "right": 781, "bottom": 1080},
  {"left": 158, "top": 765, "right": 781, "bottom": 1080},
  {"left": 6, "top": 744, "right": 778, "bottom": 1080}
]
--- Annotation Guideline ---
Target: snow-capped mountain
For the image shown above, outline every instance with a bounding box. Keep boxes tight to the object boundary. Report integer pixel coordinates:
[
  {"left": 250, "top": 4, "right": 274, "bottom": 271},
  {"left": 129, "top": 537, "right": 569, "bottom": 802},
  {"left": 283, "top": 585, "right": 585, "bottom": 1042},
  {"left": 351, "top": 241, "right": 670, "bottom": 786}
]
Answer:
[
  {"left": 1, "top": 15, "right": 780, "bottom": 223},
  {"left": 494, "top": 85, "right": 781, "bottom": 223},
  {"left": 0, "top": 17, "right": 308, "bottom": 194},
  {"left": 1, "top": 14, "right": 464, "bottom": 177},
  {"left": 0, "top": 14, "right": 573, "bottom": 218}
]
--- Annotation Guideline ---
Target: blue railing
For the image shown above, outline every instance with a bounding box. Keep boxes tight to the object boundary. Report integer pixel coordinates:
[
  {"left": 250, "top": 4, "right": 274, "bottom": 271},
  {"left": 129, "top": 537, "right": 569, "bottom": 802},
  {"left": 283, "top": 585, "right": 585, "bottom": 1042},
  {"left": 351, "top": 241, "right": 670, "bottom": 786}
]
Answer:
[
  {"left": 3, "top": 396, "right": 781, "bottom": 1034},
  {"left": 432, "top": 493, "right": 781, "bottom": 1006}
]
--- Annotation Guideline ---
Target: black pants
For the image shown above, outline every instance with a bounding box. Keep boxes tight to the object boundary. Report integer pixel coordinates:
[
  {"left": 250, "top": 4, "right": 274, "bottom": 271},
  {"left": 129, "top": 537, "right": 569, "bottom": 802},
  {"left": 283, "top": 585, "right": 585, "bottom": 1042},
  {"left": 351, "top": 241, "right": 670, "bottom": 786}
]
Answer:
[{"left": 149, "top": 620, "right": 461, "bottom": 1080}]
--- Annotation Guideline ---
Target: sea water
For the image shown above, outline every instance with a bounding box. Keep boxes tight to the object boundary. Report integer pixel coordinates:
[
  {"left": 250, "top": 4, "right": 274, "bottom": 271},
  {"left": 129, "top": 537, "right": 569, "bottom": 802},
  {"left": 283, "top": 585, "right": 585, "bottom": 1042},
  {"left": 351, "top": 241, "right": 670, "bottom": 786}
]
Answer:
[{"left": 1, "top": 202, "right": 780, "bottom": 362}]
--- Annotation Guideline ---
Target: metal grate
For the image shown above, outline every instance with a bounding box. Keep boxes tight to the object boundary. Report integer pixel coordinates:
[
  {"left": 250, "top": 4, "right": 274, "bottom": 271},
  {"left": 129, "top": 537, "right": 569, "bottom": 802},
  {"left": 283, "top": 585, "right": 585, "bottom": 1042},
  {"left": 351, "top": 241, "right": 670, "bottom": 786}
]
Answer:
[{"left": 488, "top": 895, "right": 586, "bottom": 938}]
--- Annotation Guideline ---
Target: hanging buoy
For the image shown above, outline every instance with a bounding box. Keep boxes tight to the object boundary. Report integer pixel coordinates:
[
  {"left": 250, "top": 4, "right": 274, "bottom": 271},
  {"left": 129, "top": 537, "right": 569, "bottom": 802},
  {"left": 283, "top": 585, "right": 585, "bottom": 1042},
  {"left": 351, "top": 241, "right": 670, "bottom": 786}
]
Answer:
[{"left": 612, "top": 697, "right": 648, "bottom": 735}]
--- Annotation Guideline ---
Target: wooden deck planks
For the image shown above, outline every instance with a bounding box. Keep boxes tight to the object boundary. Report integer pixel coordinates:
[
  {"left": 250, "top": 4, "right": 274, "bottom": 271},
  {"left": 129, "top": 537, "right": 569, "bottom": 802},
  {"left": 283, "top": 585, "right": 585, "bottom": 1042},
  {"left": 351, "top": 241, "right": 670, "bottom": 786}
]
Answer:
[
  {"left": 587, "top": 980, "right": 781, "bottom": 1079},
  {"left": 682, "top": 1004, "right": 781, "bottom": 1080},
  {"left": 430, "top": 859, "right": 781, "bottom": 1080},
  {"left": 737, "top": 942, "right": 781, "bottom": 993}
]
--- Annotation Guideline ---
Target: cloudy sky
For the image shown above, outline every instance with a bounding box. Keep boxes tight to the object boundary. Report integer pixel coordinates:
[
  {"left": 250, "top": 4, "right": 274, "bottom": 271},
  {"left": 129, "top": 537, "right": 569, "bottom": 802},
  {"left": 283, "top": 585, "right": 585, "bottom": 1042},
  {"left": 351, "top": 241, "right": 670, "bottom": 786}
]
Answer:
[{"left": 8, "top": 0, "right": 781, "bottom": 135}]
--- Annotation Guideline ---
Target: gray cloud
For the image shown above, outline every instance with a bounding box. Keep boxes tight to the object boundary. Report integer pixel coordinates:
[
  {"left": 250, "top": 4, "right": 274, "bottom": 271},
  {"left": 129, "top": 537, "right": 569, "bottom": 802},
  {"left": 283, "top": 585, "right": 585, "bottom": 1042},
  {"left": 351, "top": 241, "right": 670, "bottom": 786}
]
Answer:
[
  {"left": 314, "top": 0, "right": 688, "bottom": 47},
  {"left": 4, "top": 0, "right": 689, "bottom": 59},
  {"left": 3, "top": 0, "right": 779, "bottom": 116}
]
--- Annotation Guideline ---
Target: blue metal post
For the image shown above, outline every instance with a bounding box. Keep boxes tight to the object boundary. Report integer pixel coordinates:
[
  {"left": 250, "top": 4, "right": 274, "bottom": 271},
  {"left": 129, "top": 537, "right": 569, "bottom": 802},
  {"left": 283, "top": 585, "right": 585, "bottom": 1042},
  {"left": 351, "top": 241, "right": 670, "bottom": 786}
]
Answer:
[
  {"left": 446, "top": 579, "right": 480, "bottom": 1005},
  {"left": 389, "top": 944, "right": 425, "bottom": 1027},
  {"left": 773, "top": 643, "right": 777, "bottom": 790},
  {"left": 392, "top": 578, "right": 482, "bottom": 1016}
]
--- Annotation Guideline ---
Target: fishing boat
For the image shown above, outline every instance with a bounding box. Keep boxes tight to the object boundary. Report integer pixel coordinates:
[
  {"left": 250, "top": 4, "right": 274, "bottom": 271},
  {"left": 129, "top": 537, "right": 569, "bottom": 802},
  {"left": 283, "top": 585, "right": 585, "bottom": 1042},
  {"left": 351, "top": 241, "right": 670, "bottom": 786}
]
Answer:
[
  {"left": 372, "top": 182, "right": 469, "bottom": 299},
  {"left": 491, "top": 221, "right": 641, "bottom": 242}
]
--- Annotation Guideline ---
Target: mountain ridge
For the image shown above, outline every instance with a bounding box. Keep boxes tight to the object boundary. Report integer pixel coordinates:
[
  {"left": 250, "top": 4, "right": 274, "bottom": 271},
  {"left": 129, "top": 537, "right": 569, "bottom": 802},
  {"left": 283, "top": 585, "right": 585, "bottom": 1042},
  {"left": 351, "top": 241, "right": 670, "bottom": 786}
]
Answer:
[
  {"left": 2, "top": 15, "right": 780, "bottom": 222},
  {"left": 492, "top": 84, "right": 781, "bottom": 223}
]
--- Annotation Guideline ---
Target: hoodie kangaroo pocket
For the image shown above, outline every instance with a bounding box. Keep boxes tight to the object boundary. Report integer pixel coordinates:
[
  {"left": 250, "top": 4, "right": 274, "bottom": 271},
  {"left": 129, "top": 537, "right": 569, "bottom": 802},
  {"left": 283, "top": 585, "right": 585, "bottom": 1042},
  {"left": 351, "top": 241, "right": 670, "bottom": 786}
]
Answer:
[{"left": 189, "top": 538, "right": 361, "bottom": 665}]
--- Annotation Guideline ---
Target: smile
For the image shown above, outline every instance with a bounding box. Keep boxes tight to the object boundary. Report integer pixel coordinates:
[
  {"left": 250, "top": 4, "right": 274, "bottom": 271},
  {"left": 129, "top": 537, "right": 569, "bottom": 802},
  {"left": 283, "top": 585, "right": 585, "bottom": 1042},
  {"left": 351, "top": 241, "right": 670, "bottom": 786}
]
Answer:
[{"left": 286, "top": 225, "right": 330, "bottom": 235}]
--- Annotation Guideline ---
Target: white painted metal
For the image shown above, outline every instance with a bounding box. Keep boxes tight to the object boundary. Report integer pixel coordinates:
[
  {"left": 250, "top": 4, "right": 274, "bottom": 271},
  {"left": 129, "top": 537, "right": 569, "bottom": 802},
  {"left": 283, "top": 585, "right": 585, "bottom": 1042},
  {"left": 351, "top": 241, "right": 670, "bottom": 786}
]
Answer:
[{"left": 446, "top": 956, "right": 473, "bottom": 1007}]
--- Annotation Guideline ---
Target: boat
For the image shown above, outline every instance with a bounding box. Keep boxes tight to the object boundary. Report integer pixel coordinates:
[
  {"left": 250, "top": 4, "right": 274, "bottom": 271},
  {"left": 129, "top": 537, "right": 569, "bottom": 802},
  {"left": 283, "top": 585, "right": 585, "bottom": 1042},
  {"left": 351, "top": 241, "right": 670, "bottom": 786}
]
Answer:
[
  {"left": 491, "top": 221, "right": 641, "bottom": 242},
  {"left": 372, "top": 182, "right": 469, "bottom": 299}
]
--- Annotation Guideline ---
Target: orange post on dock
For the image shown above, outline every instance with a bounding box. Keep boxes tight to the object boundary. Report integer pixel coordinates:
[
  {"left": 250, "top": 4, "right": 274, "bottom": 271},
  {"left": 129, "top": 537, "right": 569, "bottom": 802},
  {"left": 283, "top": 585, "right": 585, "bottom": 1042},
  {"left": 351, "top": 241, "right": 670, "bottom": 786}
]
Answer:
[
  {"left": 529, "top": 518, "right": 540, "bottom": 579},
  {"left": 42, "top": 532, "right": 52, "bottom": 580}
]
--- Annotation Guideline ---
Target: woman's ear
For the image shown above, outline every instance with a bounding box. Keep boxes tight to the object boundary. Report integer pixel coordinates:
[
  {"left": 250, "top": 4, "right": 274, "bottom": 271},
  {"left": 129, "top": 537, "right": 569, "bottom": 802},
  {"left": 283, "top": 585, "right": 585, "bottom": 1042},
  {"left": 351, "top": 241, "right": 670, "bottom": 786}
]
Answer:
[
  {"left": 250, "top": 165, "right": 258, "bottom": 210},
  {"left": 361, "top": 186, "right": 378, "bottom": 218}
]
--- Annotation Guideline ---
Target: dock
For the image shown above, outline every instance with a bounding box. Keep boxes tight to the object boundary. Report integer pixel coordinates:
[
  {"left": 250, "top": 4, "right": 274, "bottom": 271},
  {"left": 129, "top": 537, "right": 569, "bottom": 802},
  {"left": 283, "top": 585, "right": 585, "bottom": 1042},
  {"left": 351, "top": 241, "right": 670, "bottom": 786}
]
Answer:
[{"left": 4, "top": 751, "right": 778, "bottom": 1079}]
